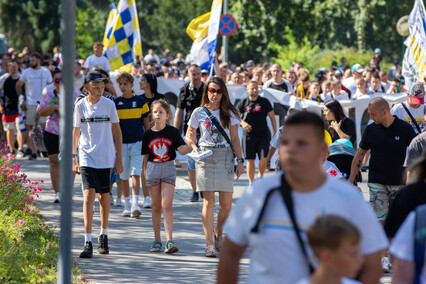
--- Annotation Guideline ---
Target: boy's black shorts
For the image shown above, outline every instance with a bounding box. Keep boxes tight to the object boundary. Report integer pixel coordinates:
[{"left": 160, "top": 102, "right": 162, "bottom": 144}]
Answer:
[{"left": 80, "top": 167, "right": 111, "bottom": 193}]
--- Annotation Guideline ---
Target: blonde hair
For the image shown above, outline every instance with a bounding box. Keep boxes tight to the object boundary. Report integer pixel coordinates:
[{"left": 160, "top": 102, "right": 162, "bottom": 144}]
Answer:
[
  {"left": 331, "top": 79, "right": 341, "bottom": 87},
  {"left": 116, "top": 71, "right": 134, "bottom": 84}
]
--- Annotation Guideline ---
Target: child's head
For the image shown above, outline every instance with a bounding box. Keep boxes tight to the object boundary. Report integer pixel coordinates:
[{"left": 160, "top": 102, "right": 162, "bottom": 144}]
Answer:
[
  {"left": 116, "top": 72, "right": 134, "bottom": 95},
  {"left": 310, "top": 82, "right": 320, "bottom": 96},
  {"left": 331, "top": 79, "right": 341, "bottom": 94},
  {"left": 93, "top": 42, "right": 104, "bottom": 57},
  {"left": 370, "top": 73, "right": 381, "bottom": 91},
  {"left": 321, "top": 80, "right": 331, "bottom": 94},
  {"left": 355, "top": 78, "right": 366, "bottom": 92},
  {"left": 307, "top": 215, "right": 363, "bottom": 279},
  {"left": 150, "top": 99, "right": 172, "bottom": 126},
  {"left": 299, "top": 70, "right": 310, "bottom": 88}
]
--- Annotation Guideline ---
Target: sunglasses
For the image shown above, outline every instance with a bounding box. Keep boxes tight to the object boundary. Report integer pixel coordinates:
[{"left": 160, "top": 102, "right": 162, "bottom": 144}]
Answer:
[
  {"left": 54, "top": 78, "right": 61, "bottom": 84},
  {"left": 208, "top": 88, "right": 223, "bottom": 94}
]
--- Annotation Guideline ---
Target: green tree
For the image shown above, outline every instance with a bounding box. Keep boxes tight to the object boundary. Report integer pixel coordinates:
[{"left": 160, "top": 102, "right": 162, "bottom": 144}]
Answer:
[{"left": 0, "top": 0, "right": 61, "bottom": 53}]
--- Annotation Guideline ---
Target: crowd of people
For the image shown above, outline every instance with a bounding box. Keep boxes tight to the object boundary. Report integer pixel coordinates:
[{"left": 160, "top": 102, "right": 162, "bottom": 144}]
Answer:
[{"left": 1, "top": 41, "right": 426, "bottom": 283}]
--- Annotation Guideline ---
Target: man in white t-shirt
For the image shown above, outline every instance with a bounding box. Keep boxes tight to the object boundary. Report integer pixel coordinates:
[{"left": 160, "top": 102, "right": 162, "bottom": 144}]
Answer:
[
  {"left": 342, "top": 64, "right": 364, "bottom": 96},
  {"left": 73, "top": 71, "right": 123, "bottom": 258},
  {"left": 391, "top": 82, "right": 426, "bottom": 135},
  {"left": 263, "top": 64, "right": 294, "bottom": 94},
  {"left": 218, "top": 112, "right": 387, "bottom": 284},
  {"left": 83, "top": 42, "right": 111, "bottom": 75},
  {"left": 144, "top": 49, "right": 160, "bottom": 65},
  {"left": 15, "top": 52, "right": 52, "bottom": 160}
]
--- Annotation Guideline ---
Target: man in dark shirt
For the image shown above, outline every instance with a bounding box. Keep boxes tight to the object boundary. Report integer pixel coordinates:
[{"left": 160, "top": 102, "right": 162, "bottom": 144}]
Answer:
[
  {"left": 173, "top": 64, "right": 204, "bottom": 202},
  {"left": 348, "top": 97, "right": 415, "bottom": 270},
  {"left": 0, "top": 61, "right": 24, "bottom": 155},
  {"left": 237, "top": 81, "right": 276, "bottom": 184}
]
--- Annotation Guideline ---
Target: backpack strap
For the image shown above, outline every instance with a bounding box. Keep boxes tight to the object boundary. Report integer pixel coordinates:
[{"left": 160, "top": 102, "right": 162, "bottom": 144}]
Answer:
[
  {"left": 202, "top": 106, "right": 236, "bottom": 155},
  {"left": 401, "top": 103, "right": 421, "bottom": 134},
  {"left": 414, "top": 204, "right": 426, "bottom": 284},
  {"left": 250, "top": 174, "right": 315, "bottom": 274}
]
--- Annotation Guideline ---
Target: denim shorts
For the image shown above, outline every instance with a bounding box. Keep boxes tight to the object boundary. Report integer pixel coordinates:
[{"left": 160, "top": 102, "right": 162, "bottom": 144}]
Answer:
[{"left": 146, "top": 160, "right": 176, "bottom": 186}]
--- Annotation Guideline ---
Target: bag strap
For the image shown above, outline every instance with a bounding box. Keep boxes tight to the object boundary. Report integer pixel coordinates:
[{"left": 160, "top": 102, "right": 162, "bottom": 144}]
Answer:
[
  {"left": 202, "top": 106, "right": 235, "bottom": 154},
  {"left": 414, "top": 204, "right": 426, "bottom": 284},
  {"left": 401, "top": 103, "right": 421, "bottom": 134},
  {"left": 250, "top": 174, "right": 314, "bottom": 274}
]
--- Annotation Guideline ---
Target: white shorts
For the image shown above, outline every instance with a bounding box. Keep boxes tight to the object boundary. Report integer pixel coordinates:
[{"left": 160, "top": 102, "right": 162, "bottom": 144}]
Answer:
[
  {"left": 2, "top": 117, "right": 19, "bottom": 131},
  {"left": 25, "top": 104, "right": 47, "bottom": 126},
  {"left": 119, "top": 141, "right": 143, "bottom": 180}
]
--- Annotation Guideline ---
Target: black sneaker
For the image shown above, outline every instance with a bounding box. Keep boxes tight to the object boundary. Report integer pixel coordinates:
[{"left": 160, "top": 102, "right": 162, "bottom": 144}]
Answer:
[
  {"left": 25, "top": 148, "right": 32, "bottom": 157},
  {"left": 28, "top": 153, "right": 37, "bottom": 160},
  {"left": 79, "top": 241, "right": 93, "bottom": 258},
  {"left": 98, "top": 234, "right": 109, "bottom": 254},
  {"left": 190, "top": 192, "right": 199, "bottom": 202}
]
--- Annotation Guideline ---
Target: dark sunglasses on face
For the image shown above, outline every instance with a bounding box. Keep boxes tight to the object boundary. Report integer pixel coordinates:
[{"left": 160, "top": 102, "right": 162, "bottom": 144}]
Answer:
[
  {"left": 54, "top": 78, "right": 61, "bottom": 84},
  {"left": 208, "top": 88, "right": 223, "bottom": 94}
]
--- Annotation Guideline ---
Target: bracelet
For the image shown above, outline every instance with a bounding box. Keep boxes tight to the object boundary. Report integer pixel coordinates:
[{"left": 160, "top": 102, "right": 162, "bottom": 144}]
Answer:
[
  {"left": 72, "top": 154, "right": 78, "bottom": 157},
  {"left": 236, "top": 158, "right": 244, "bottom": 164}
]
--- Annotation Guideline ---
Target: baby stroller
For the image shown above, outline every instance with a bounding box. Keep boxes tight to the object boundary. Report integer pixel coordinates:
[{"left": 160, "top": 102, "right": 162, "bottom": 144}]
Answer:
[{"left": 327, "top": 142, "right": 362, "bottom": 185}]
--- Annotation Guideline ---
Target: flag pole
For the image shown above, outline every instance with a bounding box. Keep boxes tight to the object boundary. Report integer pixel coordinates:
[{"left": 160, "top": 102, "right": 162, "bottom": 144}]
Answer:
[{"left": 222, "top": 0, "right": 228, "bottom": 63}]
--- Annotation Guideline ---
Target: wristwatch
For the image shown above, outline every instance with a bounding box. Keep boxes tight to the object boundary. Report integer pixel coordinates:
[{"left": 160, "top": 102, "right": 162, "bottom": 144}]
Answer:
[
  {"left": 72, "top": 154, "right": 78, "bottom": 158},
  {"left": 236, "top": 158, "right": 244, "bottom": 164}
]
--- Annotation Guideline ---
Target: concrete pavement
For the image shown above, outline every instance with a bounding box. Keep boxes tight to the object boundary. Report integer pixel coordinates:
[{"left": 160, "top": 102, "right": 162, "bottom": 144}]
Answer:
[{"left": 16, "top": 156, "right": 390, "bottom": 283}]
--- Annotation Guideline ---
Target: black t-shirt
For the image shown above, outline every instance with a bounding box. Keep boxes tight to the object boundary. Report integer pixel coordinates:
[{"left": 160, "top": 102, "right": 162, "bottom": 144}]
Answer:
[
  {"left": 267, "top": 81, "right": 288, "bottom": 92},
  {"left": 237, "top": 96, "right": 273, "bottom": 136},
  {"left": 384, "top": 181, "right": 426, "bottom": 238},
  {"left": 142, "top": 92, "right": 165, "bottom": 110},
  {"left": 141, "top": 125, "right": 185, "bottom": 163},
  {"left": 359, "top": 117, "right": 416, "bottom": 185},
  {"left": 2, "top": 74, "right": 23, "bottom": 114},
  {"left": 176, "top": 82, "right": 204, "bottom": 133},
  {"left": 329, "top": 117, "right": 356, "bottom": 146}
]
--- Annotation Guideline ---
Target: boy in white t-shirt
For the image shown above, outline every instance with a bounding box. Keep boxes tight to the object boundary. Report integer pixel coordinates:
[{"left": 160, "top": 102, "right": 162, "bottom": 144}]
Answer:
[
  {"left": 83, "top": 42, "right": 111, "bottom": 75},
  {"left": 322, "top": 79, "right": 350, "bottom": 102},
  {"left": 218, "top": 112, "right": 387, "bottom": 284},
  {"left": 73, "top": 71, "right": 123, "bottom": 258},
  {"left": 295, "top": 215, "right": 362, "bottom": 284},
  {"left": 352, "top": 78, "right": 374, "bottom": 100}
]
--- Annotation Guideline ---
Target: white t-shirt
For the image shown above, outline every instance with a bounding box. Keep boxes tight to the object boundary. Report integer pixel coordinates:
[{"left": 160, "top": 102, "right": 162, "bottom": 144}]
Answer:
[
  {"left": 20, "top": 67, "right": 52, "bottom": 105},
  {"left": 390, "top": 211, "right": 426, "bottom": 284},
  {"left": 83, "top": 54, "right": 111, "bottom": 72},
  {"left": 144, "top": 54, "right": 160, "bottom": 65},
  {"left": 188, "top": 107, "right": 240, "bottom": 147},
  {"left": 73, "top": 96, "right": 119, "bottom": 169},
  {"left": 323, "top": 160, "right": 343, "bottom": 179},
  {"left": 74, "top": 75, "right": 85, "bottom": 92},
  {"left": 322, "top": 90, "right": 350, "bottom": 102},
  {"left": 224, "top": 173, "right": 388, "bottom": 284},
  {"left": 295, "top": 277, "right": 360, "bottom": 284},
  {"left": 342, "top": 77, "right": 357, "bottom": 96},
  {"left": 391, "top": 103, "right": 426, "bottom": 134},
  {"left": 352, "top": 90, "right": 374, "bottom": 100},
  {"left": 263, "top": 78, "right": 294, "bottom": 94},
  {"left": 132, "top": 76, "right": 143, "bottom": 96}
]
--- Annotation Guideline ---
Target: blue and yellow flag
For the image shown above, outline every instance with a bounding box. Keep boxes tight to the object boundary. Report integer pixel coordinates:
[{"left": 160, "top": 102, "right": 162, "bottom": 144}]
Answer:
[{"left": 103, "top": 0, "right": 142, "bottom": 71}]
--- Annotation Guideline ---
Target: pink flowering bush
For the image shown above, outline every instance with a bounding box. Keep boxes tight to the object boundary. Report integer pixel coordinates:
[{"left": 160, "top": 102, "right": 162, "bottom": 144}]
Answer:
[{"left": 0, "top": 145, "right": 58, "bottom": 282}]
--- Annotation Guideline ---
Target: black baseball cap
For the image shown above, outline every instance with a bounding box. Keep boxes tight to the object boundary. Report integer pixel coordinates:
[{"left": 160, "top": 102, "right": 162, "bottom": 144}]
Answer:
[{"left": 85, "top": 71, "right": 108, "bottom": 84}]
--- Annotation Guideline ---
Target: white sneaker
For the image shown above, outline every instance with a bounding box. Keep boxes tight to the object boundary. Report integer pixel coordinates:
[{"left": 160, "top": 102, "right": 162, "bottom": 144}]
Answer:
[
  {"left": 53, "top": 192, "right": 60, "bottom": 203},
  {"left": 109, "top": 194, "right": 114, "bottom": 205},
  {"left": 122, "top": 204, "right": 131, "bottom": 217},
  {"left": 143, "top": 196, "right": 152, "bottom": 208},
  {"left": 381, "top": 257, "right": 392, "bottom": 273},
  {"left": 131, "top": 204, "right": 141, "bottom": 218},
  {"left": 115, "top": 198, "right": 123, "bottom": 207}
]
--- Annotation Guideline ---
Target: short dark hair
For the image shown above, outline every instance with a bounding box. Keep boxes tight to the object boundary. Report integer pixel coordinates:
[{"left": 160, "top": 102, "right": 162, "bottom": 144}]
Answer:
[
  {"left": 283, "top": 111, "right": 325, "bottom": 141},
  {"left": 30, "top": 52, "right": 42, "bottom": 60}
]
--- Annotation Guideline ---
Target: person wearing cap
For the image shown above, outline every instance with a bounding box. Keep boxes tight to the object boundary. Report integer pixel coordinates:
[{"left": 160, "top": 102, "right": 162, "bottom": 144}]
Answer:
[
  {"left": 73, "top": 70, "right": 124, "bottom": 258},
  {"left": 174, "top": 64, "right": 204, "bottom": 202},
  {"left": 245, "top": 60, "right": 255, "bottom": 78},
  {"left": 164, "top": 67, "right": 177, "bottom": 79},
  {"left": 333, "top": 69, "right": 352, "bottom": 98},
  {"left": 200, "top": 69, "right": 209, "bottom": 82},
  {"left": 390, "top": 82, "right": 426, "bottom": 135},
  {"left": 342, "top": 64, "right": 364, "bottom": 96},
  {"left": 348, "top": 97, "right": 416, "bottom": 272},
  {"left": 263, "top": 64, "right": 294, "bottom": 94}
]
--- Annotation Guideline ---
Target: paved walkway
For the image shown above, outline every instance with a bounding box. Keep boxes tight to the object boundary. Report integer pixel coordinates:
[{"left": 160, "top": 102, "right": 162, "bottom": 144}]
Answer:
[{"left": 17, "top": 156, "right": 390, "bottom": 284}]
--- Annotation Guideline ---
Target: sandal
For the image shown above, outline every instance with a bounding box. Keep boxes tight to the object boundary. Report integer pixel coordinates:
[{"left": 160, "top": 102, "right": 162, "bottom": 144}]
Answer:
[
  {"left": 164, "top": 240, "right": 179, "bottom": 254},
  {"left": 205, "top": 245, "right": 217, "bottom": 257},
  {"left": 214, "top": 234, "right": 224, "bottom": 252},
  {"left": 150, "top": 241, "right": 162, "bottom": 252}
]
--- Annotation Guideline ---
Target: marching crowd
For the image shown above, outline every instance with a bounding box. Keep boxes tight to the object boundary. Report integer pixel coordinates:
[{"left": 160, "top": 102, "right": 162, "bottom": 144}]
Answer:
[{"left": 1, "top": 42, "right": 426, "bottom": 283}]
